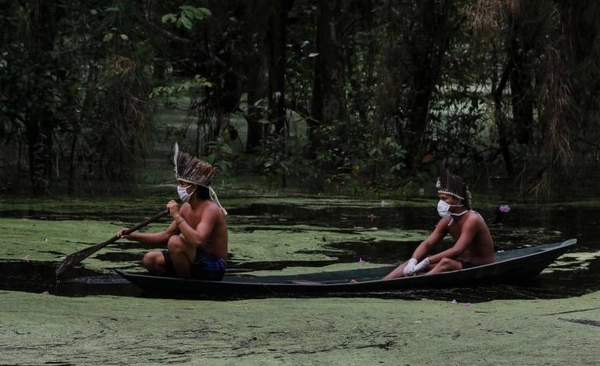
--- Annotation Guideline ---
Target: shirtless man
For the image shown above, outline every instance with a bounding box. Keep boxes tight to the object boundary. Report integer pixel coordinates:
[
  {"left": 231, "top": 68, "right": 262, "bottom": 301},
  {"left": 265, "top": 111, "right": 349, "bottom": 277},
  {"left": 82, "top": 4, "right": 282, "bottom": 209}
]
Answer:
[
  {"left": 117, "top": 144, "right": 228, "bottom": 280},
  {"left": 383, "top": 166, "right": 494, "bottom": 280}
]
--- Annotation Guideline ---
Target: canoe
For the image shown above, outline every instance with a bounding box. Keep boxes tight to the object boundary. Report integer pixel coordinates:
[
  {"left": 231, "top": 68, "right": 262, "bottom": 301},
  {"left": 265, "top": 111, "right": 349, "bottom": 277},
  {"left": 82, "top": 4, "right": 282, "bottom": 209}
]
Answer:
[{"left": 116, "top": 238, "right": 577, "bottom": 297}]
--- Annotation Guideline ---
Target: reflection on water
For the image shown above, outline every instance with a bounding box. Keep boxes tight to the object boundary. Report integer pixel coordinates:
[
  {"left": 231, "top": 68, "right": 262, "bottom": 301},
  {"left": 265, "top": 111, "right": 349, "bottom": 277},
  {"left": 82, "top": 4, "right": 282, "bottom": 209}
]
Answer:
[{"left": 1, "top": 202, "right": 599, "bottom": 301}]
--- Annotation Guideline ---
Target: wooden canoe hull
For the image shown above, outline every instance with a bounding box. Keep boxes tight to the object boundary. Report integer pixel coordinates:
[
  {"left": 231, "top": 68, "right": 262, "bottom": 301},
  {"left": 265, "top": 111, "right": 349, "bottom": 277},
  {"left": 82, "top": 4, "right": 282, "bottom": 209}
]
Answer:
[{"left": 116, "top": 239, "right": 577, "bottom": 297}]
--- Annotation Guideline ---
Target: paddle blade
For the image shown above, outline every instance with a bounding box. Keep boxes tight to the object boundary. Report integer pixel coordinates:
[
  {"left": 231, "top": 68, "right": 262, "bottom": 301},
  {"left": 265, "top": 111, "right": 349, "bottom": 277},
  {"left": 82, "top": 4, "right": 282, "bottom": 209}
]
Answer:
[
  {"left": 55, "top": 210, "right": 169, "bottom": 276},
  {"left": 55, "top": 237, "right": 118, "bottom": 276}
]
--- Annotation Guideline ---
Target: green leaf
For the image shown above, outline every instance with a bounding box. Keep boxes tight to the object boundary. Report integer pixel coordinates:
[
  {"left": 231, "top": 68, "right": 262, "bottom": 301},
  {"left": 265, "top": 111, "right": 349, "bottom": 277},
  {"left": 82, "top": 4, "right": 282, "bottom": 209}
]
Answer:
[
  {"left": 180, "top": 5, "right": 211, "bottom": 20},
  {"left": 181, "top": 8, "right": 195, "bottom": 20},
  {"left": 192, "top": 7, "right": 211, "bottom": 20},
  {"left": 103, "top": 33, "right": 114, "bottom": 42},
  {"left": 161, "top": 14, "right": 177, "bottom": 23},
  {"left": 177, "top": 17, "right": 193, "bottom": 30},
  {"left": 120, "top": 34, "right": 129, "bottom": 41},
  {"left": 197, "top": 8, "right": 212, "bottom": 18}
]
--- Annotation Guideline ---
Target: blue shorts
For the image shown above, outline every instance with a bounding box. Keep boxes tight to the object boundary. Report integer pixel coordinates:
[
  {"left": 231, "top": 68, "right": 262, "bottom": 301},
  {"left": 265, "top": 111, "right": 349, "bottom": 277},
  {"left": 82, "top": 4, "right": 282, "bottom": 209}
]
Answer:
[{"left": 162, "top": 249, "right": 226, "bottom": 280}]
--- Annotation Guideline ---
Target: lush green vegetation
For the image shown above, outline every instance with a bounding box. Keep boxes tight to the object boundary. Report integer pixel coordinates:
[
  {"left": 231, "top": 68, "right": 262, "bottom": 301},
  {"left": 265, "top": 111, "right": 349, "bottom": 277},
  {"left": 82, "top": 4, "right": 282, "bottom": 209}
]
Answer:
[{"left": 2, "top": 1, "right": 600, "bottom": 199}]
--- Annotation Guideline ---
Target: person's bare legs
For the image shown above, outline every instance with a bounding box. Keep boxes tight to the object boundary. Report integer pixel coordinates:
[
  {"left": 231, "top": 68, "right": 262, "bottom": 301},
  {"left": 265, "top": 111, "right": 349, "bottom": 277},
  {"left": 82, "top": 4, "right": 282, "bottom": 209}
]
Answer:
[
  {"left": 167, "top": 235, "right": 196, "bottom": 279},
  {"left": 426, "top": 257, "right": 462, "bottom": 274},
  {"left": 383, "top": 261, "right": 409, "bottom": 280},
  {"left": 142, "top": 251, "right": 167, "bottom": 275}
]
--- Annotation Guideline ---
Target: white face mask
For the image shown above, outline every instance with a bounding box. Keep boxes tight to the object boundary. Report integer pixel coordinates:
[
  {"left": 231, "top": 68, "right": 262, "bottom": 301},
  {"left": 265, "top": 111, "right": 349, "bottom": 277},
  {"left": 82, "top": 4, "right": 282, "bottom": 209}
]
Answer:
[
  {"left": 177, "top": 184, "right": 195, "bottom": 203},
  {"left": 437, "top": 199, "right": 465, "bottom": 218},
  {"left": 437, "top": 200, "right": 452, "bottom": 218}
]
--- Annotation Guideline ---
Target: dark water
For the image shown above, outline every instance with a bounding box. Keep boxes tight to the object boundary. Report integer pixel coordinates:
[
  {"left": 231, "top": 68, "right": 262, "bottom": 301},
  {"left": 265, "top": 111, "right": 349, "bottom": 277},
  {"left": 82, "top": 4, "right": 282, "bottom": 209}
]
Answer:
[{"left": 1, "top": 202, "right": 599, "bottom": 302}]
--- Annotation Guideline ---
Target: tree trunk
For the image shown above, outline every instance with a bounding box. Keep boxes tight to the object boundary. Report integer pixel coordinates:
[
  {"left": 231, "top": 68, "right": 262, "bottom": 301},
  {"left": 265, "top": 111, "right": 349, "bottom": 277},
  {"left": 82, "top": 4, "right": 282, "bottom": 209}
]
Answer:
[
  {"left": 244, "top": 51, "right": 267, "bottom": 153},
  {"left": 26, "top": 0, "right": 57, "bottom": 193},
  {"left": 493, "top": 52, "right": 514, "bottom": 176},
  {"left": 509, "top": 15, "right": 534, "bottom": 145},
  {"left": 346, "top": 0, "right": 374, "bottom": 129},
  {"left": 402, "top": 0, "right": 454, "bottom": 171},
  {"left": 309, "top": 0, "right": 346, "bottom": 146},
  {"left": 267, "top": 0, "right": 290, "bottom": 135}
]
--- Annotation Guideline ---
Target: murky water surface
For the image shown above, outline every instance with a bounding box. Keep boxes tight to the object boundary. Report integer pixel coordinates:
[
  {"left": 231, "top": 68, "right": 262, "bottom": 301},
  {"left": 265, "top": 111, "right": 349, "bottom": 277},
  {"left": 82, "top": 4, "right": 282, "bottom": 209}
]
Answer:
[{"left": 1, "top": 202, "right": 599, "bottom": 301}]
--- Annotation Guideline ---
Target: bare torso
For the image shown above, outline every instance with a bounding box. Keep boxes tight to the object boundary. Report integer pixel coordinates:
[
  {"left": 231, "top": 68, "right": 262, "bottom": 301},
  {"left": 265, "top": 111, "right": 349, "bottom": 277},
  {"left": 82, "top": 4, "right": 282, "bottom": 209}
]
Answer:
[
  {"left": 446, "top": 211, "right": 494, "bottom": 265},
  {"left": 179, "top": 200, "right": 228, "bottom": 260}
]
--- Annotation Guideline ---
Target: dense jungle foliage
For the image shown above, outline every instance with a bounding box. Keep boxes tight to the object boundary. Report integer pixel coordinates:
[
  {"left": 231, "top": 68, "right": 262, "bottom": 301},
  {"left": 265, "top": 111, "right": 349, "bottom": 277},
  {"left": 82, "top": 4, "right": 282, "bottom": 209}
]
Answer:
[{"left": 1, "top": 0, "right": 600, "bottom": 199}]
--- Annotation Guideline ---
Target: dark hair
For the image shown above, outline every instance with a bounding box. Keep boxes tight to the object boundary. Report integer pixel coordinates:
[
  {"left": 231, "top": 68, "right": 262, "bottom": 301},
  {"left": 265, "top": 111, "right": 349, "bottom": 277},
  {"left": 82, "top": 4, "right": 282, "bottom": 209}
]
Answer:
[
  {"left": 437, "top": 160, "right": 472, "bottom": 210},
  {"left": 462, "top": 184, "right": 473, "bottom": 210},
  {"left": 194, "top": 185, "right": 211, "bottom": 200}
]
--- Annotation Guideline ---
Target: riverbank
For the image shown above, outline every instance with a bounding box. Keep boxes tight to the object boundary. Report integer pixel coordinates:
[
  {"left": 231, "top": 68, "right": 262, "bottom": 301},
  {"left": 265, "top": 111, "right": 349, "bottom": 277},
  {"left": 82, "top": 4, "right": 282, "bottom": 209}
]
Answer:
[{"left": 2, "top": 290, "right": 599, "bottom": 365}]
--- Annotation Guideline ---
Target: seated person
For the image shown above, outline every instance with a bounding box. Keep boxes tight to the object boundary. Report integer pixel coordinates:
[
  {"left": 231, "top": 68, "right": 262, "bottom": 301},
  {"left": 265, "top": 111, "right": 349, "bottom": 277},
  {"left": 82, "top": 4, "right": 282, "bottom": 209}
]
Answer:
[
  {"left": 383, "top": 165, "right": 494, "bottom": 279},
  {"left": 117, "top": 143, "right": 228, "bottom": 280}
]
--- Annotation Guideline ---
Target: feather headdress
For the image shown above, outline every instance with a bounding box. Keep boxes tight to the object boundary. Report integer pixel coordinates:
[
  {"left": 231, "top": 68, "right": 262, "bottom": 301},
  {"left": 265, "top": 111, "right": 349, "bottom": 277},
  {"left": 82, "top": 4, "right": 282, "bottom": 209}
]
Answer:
[
  {"left": 174, "top": 143, "right": 216, "bottom": 186},
  {"left": 173, "top": 143, "right": 227, "bottom": 215},
  {"left": 435, "top": 160, "right": 472, "bottom": 209}
]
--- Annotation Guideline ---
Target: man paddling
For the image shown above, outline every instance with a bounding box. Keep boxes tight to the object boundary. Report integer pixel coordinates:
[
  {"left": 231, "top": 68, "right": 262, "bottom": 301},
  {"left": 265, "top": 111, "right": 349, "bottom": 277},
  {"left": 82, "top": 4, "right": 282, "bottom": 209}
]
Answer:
[
  {"left": 383, "top": 164, "right": 494, "bottom": 279},
  {"left": 117, "top": 143, "right": 228, "bottom": 280}
]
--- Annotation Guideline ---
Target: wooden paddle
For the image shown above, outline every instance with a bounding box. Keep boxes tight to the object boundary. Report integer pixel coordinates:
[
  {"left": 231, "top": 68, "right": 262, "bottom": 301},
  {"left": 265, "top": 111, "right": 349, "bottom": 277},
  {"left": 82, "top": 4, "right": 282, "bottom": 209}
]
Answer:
[{"left": 55, "top": 209, "right": 169, "bottom": 276}]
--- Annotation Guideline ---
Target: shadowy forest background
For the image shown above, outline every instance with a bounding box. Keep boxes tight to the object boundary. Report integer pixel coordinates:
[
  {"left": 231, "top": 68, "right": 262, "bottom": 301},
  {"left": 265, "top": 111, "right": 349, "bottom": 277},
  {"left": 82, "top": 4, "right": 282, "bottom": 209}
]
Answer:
[{"left": 1, "top": 0, "right": 600, "bottom": 200}]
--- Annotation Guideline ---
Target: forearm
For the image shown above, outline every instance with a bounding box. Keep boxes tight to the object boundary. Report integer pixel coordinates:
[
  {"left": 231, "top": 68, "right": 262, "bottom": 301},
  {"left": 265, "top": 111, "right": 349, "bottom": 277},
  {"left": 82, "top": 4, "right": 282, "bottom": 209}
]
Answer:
[
  {"left": 428, "top": 247, "right": 462, "bottom": 264},
  {"left": 126, "top": 231, "right": 170, "bottom": 245},
  {"left": 411, "top": 242, "right": 433, "bottom": 261},
  {"left": 411, "top": 224, "right": 447, "bottom": 260}
]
